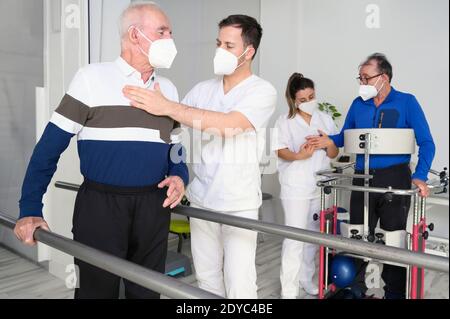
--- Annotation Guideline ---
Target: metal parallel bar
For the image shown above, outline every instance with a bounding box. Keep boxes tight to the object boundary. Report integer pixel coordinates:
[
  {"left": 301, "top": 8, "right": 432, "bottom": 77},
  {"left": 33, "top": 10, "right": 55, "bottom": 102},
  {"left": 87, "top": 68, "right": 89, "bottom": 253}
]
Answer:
[
  {"left": 430, "top": 169, "right": 440, "bottom": 176},
  {"left": 0, "top": 213, "right": 222, "bottom": 300},
  {"left": 430, "top": 169, "right": 448, "bottom": 177},
  {"left": 53, "top": 181, "right": 449, "bottom": 273},
  {"left": 317, "top": 177, "right": 341, "bottom": 184},
  {"left": 328, "top": 162, "right": 357, "bottom": 172},
  {"left": 316, "top": 182, "right": 445, "bottom": 197},
  {"left": 56, "top": 180, "right": 443, "bottom": 199},
  {"left": 317, "top": 173, "right": 374, "bottom": 179},
  {"left": 55, "top": 181, "right": 82, "bottom": 192},
  {"left": 174, "top": 206, "right": 449, "bottom": 273},
  {"left": 316, "top": 166, "right": 447, "bottom": 196}
]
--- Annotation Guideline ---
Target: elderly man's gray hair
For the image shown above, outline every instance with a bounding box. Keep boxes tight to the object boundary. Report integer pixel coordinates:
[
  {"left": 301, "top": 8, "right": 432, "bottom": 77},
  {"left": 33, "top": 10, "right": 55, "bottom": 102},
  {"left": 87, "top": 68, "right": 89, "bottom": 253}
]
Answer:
[
  {"left": 119, "top": 1, "right": 161, "bottom": 39},
  {"left": 360, "top": 53, "right": 394, "bottom": 83}
]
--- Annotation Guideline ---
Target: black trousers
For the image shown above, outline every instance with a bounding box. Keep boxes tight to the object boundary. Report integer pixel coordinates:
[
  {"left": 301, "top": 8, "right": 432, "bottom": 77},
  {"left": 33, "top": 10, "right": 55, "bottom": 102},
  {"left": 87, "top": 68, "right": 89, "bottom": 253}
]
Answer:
[
  {"left": 350, "top": 163, "right": 412, "bottom": 296},
  {"left": 72, "top": 179, "right": 170, "bottom": 299}
]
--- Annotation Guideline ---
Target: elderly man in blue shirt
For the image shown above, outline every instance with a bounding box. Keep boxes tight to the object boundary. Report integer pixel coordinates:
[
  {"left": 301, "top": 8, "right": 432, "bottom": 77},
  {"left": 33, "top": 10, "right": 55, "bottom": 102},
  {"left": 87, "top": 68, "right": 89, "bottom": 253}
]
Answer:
[{"left": 308, "top": 53, "right": 436, "bottom": 299}]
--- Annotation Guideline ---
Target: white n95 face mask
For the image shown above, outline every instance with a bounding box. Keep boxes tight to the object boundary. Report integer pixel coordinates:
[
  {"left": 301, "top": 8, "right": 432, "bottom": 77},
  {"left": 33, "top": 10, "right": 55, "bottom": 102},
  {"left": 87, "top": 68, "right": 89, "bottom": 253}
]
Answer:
[
  {"left": 214, "top": 47, "right": 249, "bottom": 75},
  {"left": 359, "top": 76, "right": 384, "bottom": 101},
  {"left": 298, "top": 99, "right": 318, "bottom": 115},
  {"left": 135, "top": 28, "right": 178, "bottom": 69}
]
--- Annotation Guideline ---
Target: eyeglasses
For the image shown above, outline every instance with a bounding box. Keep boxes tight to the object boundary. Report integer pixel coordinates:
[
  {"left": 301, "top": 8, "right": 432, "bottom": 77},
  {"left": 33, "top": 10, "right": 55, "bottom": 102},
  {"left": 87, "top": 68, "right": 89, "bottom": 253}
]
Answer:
[{"left": 357, "top": 73, "right": 384, "bottom": 85}]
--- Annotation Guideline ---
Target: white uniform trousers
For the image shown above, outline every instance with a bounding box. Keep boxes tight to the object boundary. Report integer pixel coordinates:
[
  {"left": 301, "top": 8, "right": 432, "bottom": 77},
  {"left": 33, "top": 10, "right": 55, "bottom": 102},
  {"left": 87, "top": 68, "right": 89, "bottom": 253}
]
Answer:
[
  {"left": 280, "top": 197, "right": 320, "bottom": 298},
  {"left": 190, "top": 203, "right": 259, "bottom": 299}
]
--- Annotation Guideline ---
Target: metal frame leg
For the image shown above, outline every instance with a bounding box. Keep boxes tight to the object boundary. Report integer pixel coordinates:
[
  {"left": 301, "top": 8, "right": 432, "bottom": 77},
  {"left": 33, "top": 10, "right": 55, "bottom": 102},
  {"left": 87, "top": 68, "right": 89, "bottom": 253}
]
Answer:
[
  {"left": 419, "top": 197, "right": 427, "bottom": 299},
  {"left": 410, "top": 193, "right": 420, "bottom": 299},
  {"left": 363, "top": 133, "right": 371, "bottom": 241},
  {"left": 319, "top": 183, "right": 340, "bottom": 299},
  {"left": 319, "top": 188, "right": 327, "bottom": 299}
]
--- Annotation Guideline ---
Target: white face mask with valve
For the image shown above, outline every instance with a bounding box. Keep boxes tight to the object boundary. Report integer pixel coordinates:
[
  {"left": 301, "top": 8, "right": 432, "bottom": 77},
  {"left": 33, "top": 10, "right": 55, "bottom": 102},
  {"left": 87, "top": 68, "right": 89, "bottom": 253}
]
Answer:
[
  {"left": 359, "top": 75, "right": 385, "bottom": 101},
  {"left": 134, "top": 27, "right": 178, "bottom": 69},
  {"left": 298, "top": 99, "right": 319, "bottom": 115},
  {"left": 213, "top": 47, "right": 249, "bottom": 75}
]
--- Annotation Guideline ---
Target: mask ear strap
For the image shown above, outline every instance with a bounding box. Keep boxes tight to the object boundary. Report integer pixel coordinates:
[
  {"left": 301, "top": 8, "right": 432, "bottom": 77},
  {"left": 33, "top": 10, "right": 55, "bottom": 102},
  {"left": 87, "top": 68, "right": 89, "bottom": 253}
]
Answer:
[
  {"left": 376, "top": 75, "right": 386, "bottom": 93},
  {"left": 129, "top": 26, "right": 153, "bottom": 58},
  {"left": 236, "top": 47, "right": 250, "bottom": 69},
  {"left": 131, "top": 26, "right": 153, "bottom": 44},
  {"left": 238, "top": 47, "right": 250, "bottom": 59},
  {"left": 374, "top": 74, "right": 383, "bottom": 87}
]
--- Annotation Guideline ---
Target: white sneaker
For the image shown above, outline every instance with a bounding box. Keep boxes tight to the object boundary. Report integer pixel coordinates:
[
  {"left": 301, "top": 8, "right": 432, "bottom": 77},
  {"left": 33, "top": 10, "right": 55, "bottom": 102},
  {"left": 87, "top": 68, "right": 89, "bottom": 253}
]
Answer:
[{"left": 300, "top": 281, "right": 319, "bottom": 296}]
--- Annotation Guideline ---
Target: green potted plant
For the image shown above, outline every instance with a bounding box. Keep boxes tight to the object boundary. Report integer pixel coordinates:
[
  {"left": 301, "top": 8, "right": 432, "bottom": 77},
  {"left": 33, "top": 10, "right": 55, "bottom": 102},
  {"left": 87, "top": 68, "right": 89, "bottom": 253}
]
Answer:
[{"left": 318, "top": 102, "right": 342, "bottom": 121}]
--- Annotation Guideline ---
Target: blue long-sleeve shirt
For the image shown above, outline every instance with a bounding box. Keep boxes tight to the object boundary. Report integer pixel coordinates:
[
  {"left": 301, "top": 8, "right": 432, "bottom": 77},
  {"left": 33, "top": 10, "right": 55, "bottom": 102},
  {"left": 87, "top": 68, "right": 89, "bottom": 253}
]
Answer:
[
  {"left": 19, "top": 58, "right": 189, "bottom": 219},
  {"left": 330, "top": 87, "right": 435, "bottom": 181}
]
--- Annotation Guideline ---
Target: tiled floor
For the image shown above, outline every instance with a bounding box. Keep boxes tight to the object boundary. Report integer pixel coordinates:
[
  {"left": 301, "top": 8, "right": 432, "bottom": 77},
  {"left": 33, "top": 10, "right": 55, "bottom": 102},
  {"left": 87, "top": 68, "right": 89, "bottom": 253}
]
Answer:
[{"left": 0, "top": 245, "right": 73, "bottom": 299}]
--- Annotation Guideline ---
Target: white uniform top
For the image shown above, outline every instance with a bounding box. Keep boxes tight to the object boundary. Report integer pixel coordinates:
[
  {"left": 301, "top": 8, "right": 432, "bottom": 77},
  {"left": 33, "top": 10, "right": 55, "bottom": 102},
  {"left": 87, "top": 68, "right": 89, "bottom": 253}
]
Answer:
[
  {"left": 273, "top": 111, "right": 339, "bottom": 200},
  {"left": 182, "top": 75, "right": 277, "bottom": 212}
]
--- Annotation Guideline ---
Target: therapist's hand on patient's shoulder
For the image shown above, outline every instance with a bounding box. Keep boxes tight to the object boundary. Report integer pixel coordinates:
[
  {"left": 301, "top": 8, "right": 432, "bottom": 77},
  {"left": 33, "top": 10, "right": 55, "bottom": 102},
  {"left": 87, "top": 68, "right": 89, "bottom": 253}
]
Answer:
[
  {"left": 413, "top": 179, "right": 430, "bottom": 198},
  {"left": 159, "top": 176, "right": 185, "bottom": 209},
  {"left": 123, "top": 83, "right": 172, "bottom": 117},
  {"left": 14, "top": 217, "right": 50, "bottom": 246}
]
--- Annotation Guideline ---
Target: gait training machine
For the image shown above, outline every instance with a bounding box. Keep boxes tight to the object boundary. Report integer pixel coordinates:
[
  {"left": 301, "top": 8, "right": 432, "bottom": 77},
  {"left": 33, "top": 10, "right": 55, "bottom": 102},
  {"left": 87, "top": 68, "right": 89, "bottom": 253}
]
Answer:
[{"left": 315, "top": 129, "right": 448, "bottom": 299}]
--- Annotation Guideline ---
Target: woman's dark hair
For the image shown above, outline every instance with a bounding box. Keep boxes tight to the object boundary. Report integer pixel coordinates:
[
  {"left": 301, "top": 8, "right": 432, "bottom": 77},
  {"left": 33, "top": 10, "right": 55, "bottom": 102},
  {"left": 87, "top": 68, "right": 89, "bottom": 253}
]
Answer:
[
  {"left": 219, "top": 15, "right": 263, "bottom": 59},
  {"left": 285, "top": 73, "right": 315, "bottom": 119}
]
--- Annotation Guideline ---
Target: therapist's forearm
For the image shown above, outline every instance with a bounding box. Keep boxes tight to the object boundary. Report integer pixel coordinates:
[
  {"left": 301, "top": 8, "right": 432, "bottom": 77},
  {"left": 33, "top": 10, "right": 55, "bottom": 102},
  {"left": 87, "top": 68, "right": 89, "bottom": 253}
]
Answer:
[
  {"left": 277, "top": 149, "right": 308, "bottom": 162},
  {"left": 166, "top": 101, "right": 251, "bottom": 137},
  {"left": 326, "top": 143, "right": 339, "bottom": 159}
]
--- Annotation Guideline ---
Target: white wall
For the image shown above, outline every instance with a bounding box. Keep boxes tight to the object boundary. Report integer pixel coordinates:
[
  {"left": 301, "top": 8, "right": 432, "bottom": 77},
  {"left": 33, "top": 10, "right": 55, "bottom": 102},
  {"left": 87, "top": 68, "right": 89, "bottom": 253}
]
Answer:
[
  {"left": 0, "top": 0, "right": 44, "bottom": 260},
  {"left": 259, "top": 0, "right": 301, "bottom": 201},
  {"left": 42, "top": 0, "right": 90, "bottom": 278},
  {"left": 0, "top": 0, "right": 90, "bottom": 269},
  {"left": 89, "top": 0, "right": 130, "bottom": 64}
]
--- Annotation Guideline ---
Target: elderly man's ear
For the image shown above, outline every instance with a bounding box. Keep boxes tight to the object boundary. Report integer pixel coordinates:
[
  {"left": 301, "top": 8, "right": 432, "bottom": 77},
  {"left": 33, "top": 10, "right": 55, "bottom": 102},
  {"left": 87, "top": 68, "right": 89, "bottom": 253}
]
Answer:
[{"left": 127, "top": 27, "right": 140, "bottom": 45}]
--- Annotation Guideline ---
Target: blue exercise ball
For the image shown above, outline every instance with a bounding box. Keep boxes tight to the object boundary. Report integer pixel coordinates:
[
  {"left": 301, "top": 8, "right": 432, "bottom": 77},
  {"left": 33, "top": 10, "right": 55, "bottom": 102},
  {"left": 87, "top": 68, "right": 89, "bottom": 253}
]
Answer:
[{"left": 331, "top": 256, "right": 357, "bottom": 288}]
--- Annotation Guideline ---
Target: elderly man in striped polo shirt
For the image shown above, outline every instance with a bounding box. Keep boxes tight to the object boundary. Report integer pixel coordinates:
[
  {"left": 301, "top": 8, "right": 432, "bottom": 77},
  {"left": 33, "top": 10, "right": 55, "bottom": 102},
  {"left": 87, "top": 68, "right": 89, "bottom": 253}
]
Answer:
[{"left": 14, "top": 2, "right": 188, "bottom": 299}]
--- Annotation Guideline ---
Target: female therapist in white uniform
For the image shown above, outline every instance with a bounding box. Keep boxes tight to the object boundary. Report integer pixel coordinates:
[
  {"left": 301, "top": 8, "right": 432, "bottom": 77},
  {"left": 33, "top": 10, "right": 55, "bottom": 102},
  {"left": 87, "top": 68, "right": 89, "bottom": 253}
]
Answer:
[{"left": 274, "top": 73, "right": 339, "bottom": 299}]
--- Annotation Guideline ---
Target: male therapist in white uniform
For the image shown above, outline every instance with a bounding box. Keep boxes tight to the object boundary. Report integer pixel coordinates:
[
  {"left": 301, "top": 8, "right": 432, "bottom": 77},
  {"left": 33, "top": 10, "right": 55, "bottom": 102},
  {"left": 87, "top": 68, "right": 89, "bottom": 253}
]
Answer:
[{"left": 123, "top": 15, "right": 277, "bottom": 299}]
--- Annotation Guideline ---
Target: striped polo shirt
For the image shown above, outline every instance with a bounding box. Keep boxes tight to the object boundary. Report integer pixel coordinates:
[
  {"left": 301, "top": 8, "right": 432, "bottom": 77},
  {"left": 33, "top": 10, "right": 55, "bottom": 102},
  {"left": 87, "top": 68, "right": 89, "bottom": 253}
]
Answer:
[{"left": 19, "top": 57, "right": 189, "bottom": 218}]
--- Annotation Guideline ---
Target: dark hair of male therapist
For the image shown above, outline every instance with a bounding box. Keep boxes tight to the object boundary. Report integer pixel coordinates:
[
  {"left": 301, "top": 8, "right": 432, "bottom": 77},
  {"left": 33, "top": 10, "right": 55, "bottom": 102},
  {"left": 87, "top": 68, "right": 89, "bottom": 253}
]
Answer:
[
  {"left": 307, "top": 53, "right": 436, "bottom": 299},
  {"left": 219, "top": 14, "right": 263, "bottom": 59}
]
